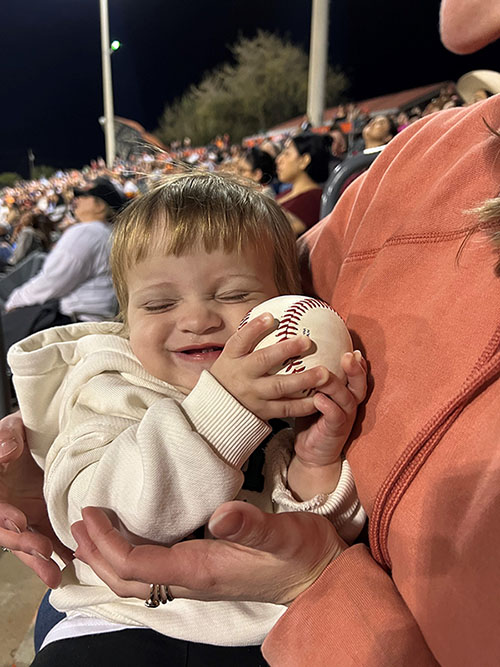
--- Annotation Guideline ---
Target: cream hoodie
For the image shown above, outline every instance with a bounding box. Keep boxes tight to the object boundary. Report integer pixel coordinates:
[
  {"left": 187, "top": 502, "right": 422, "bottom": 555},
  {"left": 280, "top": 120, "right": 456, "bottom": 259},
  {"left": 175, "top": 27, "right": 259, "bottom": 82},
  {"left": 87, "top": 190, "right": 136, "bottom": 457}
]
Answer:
[{"left": 8, "top": 321, "right": 364, "bottom": 646}]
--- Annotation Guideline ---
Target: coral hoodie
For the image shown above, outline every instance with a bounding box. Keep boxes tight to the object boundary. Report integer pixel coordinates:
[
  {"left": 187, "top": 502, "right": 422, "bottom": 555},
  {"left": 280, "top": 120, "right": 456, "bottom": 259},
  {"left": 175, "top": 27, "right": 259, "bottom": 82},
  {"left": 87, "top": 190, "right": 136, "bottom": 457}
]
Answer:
[{"left": 263, "top": 97, "right": 500, "bottom": 665}]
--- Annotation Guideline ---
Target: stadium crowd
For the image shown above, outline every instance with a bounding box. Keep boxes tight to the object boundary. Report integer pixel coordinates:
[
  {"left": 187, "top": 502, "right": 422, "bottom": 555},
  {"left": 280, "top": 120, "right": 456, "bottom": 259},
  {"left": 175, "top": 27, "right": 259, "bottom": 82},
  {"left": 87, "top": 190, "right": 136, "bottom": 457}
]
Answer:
[
  {"left": 0, "top": 80, "right": 463, "bottom": 253},
  {"left": 0, "top": 79, "right": 472, "bottom": 258}
]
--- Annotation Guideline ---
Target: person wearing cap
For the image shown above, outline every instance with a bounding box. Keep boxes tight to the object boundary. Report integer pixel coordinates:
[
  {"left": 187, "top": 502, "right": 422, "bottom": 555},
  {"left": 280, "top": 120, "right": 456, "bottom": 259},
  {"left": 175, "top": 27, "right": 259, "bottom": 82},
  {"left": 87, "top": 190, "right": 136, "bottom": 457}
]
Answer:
[{"left": 1, "top": 178, "right": 126, "bottom": 350}]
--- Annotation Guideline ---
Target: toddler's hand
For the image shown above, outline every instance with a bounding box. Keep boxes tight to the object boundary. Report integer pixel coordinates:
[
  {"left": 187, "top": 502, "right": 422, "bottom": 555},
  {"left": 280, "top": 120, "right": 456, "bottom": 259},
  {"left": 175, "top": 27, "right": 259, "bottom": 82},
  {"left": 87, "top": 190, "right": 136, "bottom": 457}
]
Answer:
[
  {"left": 294, "top": 350, "right": 367, "bottom": 466},
  {"left": 287, "top": 351, "right": 367, "bottom": 501},
  {"left": 210, "top": 313, "right": 330, "bottom": 422}
]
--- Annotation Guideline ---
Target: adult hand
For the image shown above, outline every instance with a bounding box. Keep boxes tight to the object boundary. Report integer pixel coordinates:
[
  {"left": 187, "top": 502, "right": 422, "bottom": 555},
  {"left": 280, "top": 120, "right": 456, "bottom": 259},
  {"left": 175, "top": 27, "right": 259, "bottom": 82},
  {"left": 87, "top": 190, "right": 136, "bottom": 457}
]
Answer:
[
  {"left": 72, "top": 501, "right": 346, "bottom": 604},
  {"left": 0, "top": 411, "right": 71, "bottom": 587}
]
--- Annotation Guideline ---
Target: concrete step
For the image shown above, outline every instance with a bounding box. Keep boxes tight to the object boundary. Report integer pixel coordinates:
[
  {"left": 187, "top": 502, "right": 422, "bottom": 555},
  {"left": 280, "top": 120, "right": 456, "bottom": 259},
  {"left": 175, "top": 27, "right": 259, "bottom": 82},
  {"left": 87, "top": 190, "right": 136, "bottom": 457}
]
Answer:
[{"left": 0, "top": 550, "right": 47, "bottom": 667}]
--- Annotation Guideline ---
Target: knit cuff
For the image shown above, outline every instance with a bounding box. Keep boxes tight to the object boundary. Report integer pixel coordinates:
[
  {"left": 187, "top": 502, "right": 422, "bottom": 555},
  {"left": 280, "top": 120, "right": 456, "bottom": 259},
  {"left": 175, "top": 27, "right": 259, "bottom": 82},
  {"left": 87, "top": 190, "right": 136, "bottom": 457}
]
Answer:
[
  {"left": 181, "top": 370, "right": 271, "bottom": 469},
  {"left": 269, "top": 436, "right": 366, "bottom": 543}
]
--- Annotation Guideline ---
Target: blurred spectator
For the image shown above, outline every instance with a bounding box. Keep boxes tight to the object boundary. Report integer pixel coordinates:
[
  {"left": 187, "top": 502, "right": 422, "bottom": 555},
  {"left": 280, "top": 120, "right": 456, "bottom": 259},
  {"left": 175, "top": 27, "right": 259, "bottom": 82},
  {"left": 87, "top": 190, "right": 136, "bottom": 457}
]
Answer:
[
  {"left": 4, "top": 199, "right": 20, "bottom": 228},
  {"left": 333, "top": 104, "right": 348, "bottom": 127},
  {"left": 422, "top": 100, "right": 441, "bottom": 116},
  {"left": 276, "top": 132, "right": 332, "bottom": 236},
  {"left": 396, "top": 111, "right": 410, "bottom": 132},
  {"left": 48, "top": 193, "right": 68, "bottom": 224},
  {"left": 2, "top": 178, "right": 126, "bottom": 350},
  {"left": 357, "top": 114, "right": 398, "bottom": 154},
  {"left": 237, "top": 147, "right": 277, "bottom": 196},
  {"left": 0, "top": 223, "right": 13, "bottom": 269},
  {"left": 0, "top": 199, "right": 8, "bottom": 225},
  {"left": 122, "top": 174, "right": 140, "bottom": 199},
  {"left": 8, "top": 212, "right": 54, "bottom": 266}
]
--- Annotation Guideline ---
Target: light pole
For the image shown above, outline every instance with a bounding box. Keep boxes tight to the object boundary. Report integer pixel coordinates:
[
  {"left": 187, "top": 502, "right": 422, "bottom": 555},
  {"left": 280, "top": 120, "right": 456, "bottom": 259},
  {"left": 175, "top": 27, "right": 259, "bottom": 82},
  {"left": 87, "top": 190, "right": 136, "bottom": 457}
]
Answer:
[
  {"left": 99, "top": 0, "right": 115, "bottom": 168},
  {"left": 307, "top": 0, "right": 330, "bottom": 128},
  {"left": 27, "top": 148, "right": 35, "bottom": 179}
]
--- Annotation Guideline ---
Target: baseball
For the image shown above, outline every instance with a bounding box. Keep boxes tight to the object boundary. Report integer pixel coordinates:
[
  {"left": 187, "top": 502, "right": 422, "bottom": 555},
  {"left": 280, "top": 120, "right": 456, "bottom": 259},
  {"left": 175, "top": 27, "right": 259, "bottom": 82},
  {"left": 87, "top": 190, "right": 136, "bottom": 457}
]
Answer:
[{"left": 239, "top": 295, "right": 353, "bottom": 383}]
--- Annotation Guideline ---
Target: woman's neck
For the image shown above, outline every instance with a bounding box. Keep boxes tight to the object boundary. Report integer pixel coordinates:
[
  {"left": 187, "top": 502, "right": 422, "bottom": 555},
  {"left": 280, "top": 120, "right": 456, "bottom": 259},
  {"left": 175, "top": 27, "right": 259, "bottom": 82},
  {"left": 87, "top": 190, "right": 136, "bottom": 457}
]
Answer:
[{"left": 289, "top": 172, "right": 320, "bottom": 197}]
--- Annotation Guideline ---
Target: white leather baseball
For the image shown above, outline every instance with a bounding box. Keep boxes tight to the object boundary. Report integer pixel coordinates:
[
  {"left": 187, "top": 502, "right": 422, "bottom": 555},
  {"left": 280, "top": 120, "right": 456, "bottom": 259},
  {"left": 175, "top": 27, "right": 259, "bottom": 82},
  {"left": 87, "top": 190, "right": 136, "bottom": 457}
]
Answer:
[{"left": 239, "top": 295, "right": 353, "bottom": 384}]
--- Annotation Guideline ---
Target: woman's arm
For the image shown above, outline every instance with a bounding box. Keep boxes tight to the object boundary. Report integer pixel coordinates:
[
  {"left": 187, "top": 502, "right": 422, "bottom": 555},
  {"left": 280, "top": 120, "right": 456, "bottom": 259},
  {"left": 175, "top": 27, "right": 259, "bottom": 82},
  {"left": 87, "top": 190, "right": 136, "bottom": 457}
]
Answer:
[{"left": 262, "top": 544, "right": 439, "bottom": 666}]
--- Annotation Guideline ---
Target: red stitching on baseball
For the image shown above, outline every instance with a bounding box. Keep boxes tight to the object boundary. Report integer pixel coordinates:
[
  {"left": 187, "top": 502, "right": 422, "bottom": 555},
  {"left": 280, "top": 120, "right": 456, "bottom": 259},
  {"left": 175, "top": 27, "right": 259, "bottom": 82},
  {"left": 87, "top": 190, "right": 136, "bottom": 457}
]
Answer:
[
  {"left": 282, "top": 357, "right": 305, "bottom": 373},
  {"left": 238, "top": 312, "right": 251, "bottom": 329},
  {"left": 238, "top": 298, "right": 343, "bottom": 382},
  {"left": 276, "top": 298, "right": 334, "bottom": 342}
]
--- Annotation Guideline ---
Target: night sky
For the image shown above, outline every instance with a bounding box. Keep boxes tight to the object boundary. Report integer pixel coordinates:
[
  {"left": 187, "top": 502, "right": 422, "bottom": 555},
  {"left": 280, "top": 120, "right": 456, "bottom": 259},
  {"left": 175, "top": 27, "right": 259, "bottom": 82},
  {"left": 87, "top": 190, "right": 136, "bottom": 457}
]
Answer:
[{"left": 3, "top": 0, "right": 500, "bottom": 177}]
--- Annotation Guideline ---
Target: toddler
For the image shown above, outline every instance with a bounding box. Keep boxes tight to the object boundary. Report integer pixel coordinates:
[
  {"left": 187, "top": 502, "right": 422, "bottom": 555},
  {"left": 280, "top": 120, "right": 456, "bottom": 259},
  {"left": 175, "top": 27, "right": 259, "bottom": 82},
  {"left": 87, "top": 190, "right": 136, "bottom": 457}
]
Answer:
[{"left": 9, "top": 171, "right": 365, "bottom": 663}]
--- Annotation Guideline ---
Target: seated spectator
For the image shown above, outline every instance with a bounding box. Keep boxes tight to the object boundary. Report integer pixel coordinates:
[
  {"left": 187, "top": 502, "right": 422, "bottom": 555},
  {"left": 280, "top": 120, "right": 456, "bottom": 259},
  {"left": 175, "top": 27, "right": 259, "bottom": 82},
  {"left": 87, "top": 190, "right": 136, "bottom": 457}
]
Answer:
[
  {"left": 359, "top": 114, "right": 398, "bottom": 154},
  {"left": 396, "top": 111, "right": 410, "bottom": 132},
  {"left": 276, "top": 132, "right": 332, "bottom": 236},
  {"left": 0, "top": 223, "right": 13, "bottom": 270},
  {"left": 237, "top": 147, "right": 277, "bottom": 196},
  {"left": 4, "top": 199, "right": 20, "bottom": 229},
  {"left": 1, "top": 178, "right": 126, "bottom": 350},
  {"left": 8, "top": 212, "right": 54, "bottom": 266},
  {"left": 47, "top": 194, "right": 68, "bottom": 225}
]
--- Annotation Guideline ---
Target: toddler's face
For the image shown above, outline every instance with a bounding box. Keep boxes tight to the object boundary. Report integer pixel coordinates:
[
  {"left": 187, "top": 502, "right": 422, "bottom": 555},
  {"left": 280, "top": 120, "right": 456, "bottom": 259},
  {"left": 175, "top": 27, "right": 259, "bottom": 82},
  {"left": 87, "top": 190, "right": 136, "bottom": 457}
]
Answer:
[{"left": 126, "top": 245, "right": 280, "bottom": 392}]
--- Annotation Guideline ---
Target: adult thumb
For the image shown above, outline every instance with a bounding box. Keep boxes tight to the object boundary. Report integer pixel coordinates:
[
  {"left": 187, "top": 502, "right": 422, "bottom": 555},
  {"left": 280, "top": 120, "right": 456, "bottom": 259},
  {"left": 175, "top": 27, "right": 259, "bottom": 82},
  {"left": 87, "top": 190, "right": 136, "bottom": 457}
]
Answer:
[{"left": 208, "top": 500, "right": 305, "bottom": 555}]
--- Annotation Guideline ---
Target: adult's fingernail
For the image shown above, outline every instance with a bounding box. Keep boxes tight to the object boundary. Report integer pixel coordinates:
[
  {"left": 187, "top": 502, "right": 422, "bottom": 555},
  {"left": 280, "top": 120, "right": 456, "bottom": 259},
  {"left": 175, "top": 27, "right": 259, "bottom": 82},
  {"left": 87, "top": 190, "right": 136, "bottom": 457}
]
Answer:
[
  {"left": 5, "top": 519, "right": 22, "bottom": 534},
  {"left": 30, "top": 550, "right": 50, "bottom": 562},
  {"left": 353, "top": 350, "right": 362, "bottom": 363},
  {"left": 0, "top": 438, "right": 18, "bottom": 459},
  {"left": 208, "top": 510, "right": 244, "bottom": 538}
]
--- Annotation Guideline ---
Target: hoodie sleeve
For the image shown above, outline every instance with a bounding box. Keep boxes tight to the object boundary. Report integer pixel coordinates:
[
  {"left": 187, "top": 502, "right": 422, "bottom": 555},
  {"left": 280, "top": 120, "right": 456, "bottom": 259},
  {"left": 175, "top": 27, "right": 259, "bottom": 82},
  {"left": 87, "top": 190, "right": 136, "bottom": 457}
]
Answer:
[{"left": 44, "top": 370, "right": 270, "bottom": 550}]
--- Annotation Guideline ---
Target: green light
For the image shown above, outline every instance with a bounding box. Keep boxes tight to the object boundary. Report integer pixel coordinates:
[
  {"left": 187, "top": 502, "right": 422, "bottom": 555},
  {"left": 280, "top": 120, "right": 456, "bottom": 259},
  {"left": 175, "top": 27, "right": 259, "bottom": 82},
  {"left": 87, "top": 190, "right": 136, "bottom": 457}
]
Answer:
[{"left": 110, "top": 40, "right": 121, "bottom": 51}]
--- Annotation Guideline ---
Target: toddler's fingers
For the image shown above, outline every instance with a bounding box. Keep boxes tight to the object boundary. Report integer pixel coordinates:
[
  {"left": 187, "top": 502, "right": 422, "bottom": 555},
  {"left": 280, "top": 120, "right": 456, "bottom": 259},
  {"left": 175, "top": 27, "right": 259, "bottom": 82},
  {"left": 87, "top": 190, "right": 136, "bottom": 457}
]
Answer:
[
  {"left": 252, "top": 335, "right": 314, "bottom": 376},
  {"left": 262, "top": 365, "right": 330, "bottom": 400},
  {"left": 341, "top": 351, "right": 367, "bottom": 404},
  {"left": 224, "top": 313, "right": 277, "bottom": 358},
  {"left": 313, "top": 380, "right": 357, "bottom": 418},
  {"left": 266, "top": 396, "right": 318, "bottom": 420},
  {"left": 313, "top": 392, "right": 344, "bottom": 421}
]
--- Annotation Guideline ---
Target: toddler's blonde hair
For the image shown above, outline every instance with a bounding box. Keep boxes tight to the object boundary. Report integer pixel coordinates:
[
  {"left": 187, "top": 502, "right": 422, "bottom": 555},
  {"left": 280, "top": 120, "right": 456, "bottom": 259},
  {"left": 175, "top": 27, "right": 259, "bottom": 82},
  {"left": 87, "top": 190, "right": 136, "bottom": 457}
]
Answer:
[{"left": 111, "top": 170, "right": 301, "bottom": 321}]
